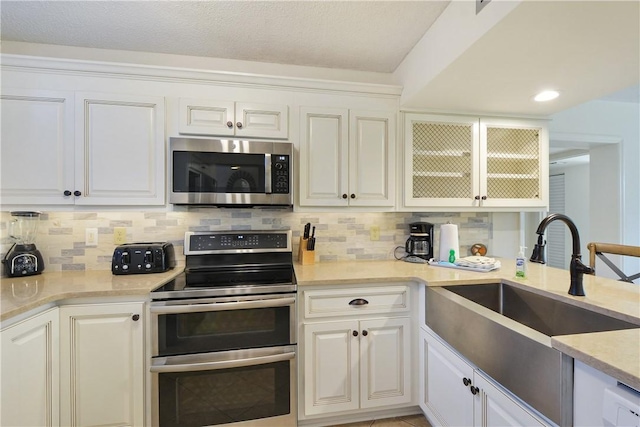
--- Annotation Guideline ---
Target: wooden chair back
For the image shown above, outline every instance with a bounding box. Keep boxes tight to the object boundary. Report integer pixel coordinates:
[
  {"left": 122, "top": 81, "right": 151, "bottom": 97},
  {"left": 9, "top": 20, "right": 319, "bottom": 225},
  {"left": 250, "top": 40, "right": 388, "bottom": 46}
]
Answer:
[{"left": 587, "top": 242, "right": 640, "bottom": 283}]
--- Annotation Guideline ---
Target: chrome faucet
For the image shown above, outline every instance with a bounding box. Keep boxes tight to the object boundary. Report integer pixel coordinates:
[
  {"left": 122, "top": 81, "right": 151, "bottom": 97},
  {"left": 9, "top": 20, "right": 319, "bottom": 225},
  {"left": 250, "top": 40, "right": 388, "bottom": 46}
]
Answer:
[{"left": 530, "top": 213, "right": 594, "bottom": 296}]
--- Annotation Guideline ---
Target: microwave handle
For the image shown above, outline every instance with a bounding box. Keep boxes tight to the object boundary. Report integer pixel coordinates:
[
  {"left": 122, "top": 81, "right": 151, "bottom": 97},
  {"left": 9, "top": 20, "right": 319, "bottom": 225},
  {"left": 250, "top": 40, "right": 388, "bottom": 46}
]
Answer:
[
  {"left": 265, "top": 153, "right": 272, "bottom": 194},
  {"left": 151, "top": 351, "right": 295, "bottom": 373},
  {"left": 150, "top": 297, "right": 296, "bottom": 314}
]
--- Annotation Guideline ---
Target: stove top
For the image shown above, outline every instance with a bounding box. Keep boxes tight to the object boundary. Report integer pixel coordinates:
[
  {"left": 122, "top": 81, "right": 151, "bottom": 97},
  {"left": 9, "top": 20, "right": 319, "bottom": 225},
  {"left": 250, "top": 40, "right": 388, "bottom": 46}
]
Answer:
[{"left": 151, "top": 230, "right": 296, "bottom": 300}]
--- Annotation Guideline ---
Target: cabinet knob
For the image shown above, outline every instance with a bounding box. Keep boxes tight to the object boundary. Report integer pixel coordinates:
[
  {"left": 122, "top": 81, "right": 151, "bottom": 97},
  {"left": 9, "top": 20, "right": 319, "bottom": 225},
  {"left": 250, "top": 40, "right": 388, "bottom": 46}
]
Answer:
[
  {"left": 349, "top": 298, "right": 369, "bottom": 306},
  {"left": 226, "top": 121, "right": 233, "bottom": 128},
  {"left": 474, "top": 195, "right": 481, "bottom": 200},
  {"left": 481, "top": 196, "right": 487, "bottom": 200},
  {"left": 236, "top": 122, "right": 243, "bottom": 129},
  {"left": 362, "top": 330, "right": 368, "bottom": 337},
  {"left": 342, "top": 194, "right": 348, "bottom": 199},
  {"left": 470, "top": 386, "right": 479, "bottom": 395},
  {"left": 64, "top": 190, "right": 72, "bottom": 196},
  {"left": 350, "top": 194, "right": 356, "bottom": 199},
  {"left": 132, "top": 314, "right": 140, "bottom": 321},
  {"left": 73, "top": 190, "right": 82, "bottom": 197},
  {"left": 463, "top": 377, "right": 471, "bottom": 386},
  {"left": 352, "top": 330, "right": 359, "bottom": 337}
]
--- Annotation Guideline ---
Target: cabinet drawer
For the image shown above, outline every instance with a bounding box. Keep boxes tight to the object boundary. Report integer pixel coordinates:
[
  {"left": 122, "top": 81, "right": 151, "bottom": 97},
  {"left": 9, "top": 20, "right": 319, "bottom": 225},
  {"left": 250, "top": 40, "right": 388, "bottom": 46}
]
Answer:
[{"left": 303, "top": 286, "right": 410, "bottom": 318}]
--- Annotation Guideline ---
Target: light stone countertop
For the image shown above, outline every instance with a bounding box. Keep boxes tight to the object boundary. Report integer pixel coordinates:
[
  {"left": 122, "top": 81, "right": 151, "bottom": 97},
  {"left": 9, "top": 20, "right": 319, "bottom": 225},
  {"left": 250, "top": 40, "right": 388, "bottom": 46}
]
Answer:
[
  {"left": 2, "top": 258, "right": 639, "bottom": 390},
  {"left": 295, "top": 259, "right": 640, "bottom": 390},
  {"left": 0, "top": 267, "right": 183, "bottom": 322}
]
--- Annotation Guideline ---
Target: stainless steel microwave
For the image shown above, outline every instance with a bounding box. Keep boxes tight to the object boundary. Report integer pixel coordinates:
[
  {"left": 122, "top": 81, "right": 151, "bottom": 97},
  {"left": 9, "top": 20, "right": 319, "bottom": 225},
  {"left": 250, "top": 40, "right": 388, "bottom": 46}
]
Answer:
[{"left": 169, "top": 137, "right": 292, "bottom": 207}]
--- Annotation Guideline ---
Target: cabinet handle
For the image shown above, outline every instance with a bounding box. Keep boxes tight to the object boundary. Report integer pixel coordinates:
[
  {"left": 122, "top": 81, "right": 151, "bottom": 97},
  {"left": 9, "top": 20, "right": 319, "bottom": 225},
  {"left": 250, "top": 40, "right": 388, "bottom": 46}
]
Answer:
[
  {"left": 132, "top": 314, "right": 140, "bottom": 321},
  {"left": 64, "top": 190, "right": 72, "bottom": 196},
  {"left": 481, "top": 196, "right": 487, "bottom": 200},
  {"left": 236, "top": 122, "right": 243, "bottom": 129},
  {"left": 226, "top": 121, "right": 233, "bottom": 128},
  {"left": 463, "top": 377, "right": 471, "bottom": 386},
  {"left": 474, "top": 195, "right": 480, "bottom": 200},
  {"left": 348, "top": 298, "right": 369, "bottom": 306},
  {"left": 470, "top": 386, "right": 479, "bottom": 395},
  {"left": 342, "top": 194, "right": 348, "bottom": 199},
  {"left": 73, "top": 190, "right": 82, "bottom": 197},
  {"left": 352, "top": 330, "right": 359, "bottom": 337},
  {"left": 362, "top": 330, "right": 368, "bottom": 337},
  {"left": 350, "top": 194, "right": 356, "bottom": 199}
]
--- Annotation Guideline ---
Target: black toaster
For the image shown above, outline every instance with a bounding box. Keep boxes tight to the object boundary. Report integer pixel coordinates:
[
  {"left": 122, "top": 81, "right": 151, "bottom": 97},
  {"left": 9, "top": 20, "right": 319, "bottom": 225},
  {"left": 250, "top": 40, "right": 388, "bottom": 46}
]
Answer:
[{"left": 112, "top": 242, "right": 176, "bottom": 275}]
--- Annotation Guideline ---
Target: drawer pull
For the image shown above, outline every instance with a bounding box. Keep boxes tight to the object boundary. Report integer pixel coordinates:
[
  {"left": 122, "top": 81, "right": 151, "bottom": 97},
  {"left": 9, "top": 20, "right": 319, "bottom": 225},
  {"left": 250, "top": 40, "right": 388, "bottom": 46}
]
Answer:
[{"left": 348, "top": 298, "right": 369, "bottom": 306}]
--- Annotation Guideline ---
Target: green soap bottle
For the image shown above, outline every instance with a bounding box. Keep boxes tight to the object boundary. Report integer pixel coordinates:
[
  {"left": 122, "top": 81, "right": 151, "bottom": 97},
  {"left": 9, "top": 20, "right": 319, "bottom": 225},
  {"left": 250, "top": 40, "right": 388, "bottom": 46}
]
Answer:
[{"left": 516, "top": 246, "right": 527, "bottom": 278}]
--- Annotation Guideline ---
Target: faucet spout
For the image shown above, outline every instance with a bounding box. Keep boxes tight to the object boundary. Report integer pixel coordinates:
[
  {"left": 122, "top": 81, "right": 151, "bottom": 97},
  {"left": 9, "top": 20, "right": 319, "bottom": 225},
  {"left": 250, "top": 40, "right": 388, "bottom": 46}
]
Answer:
[{"left": 530, "top": 213, "right": 593, "bottom": 296}]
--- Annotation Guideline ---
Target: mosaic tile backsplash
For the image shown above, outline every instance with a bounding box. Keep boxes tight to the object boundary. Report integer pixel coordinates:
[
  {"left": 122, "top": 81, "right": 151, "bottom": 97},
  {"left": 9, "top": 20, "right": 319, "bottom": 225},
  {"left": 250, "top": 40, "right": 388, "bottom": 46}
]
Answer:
[{"left": 0, "top": 210, "right": 493, "bottom": 272}]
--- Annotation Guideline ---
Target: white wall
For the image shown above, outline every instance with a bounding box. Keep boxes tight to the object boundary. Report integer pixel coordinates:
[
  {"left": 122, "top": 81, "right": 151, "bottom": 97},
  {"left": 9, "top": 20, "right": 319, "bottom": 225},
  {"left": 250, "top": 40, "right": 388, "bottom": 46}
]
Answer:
[{"left": 550, "top": 100, "right": 639, "bottom": 280}]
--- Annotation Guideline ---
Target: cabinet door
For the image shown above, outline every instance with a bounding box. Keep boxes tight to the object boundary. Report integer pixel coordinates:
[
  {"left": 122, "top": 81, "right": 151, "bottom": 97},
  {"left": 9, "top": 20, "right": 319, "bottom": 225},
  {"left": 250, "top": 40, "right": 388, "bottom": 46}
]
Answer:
[
  {"left": 178, "top": 98, "right": 235, "bottom": 136},
  {"left": 235, "top": 102, "right": 288, "bottom": 139},
  {"left": 404, "top": 113, "right": 481, "bottom": 208},
  {"left": 303, "top": 320, "right": 359, "bottom": 415},
  {"left": 479, "top": 118, "right": 548, "bottom": 209},
  {"left": 348, "top": 110, "right": 395, "bottom": 207},
  {"left": 75, "top": 92, "right": 165, "bottom": 205},
  {"left": 60, "top": 303, "right": 144, "bottom": 427},
  {"left": 474, "top": 372, "right": 546, "bottom": 427},
  {"left": 421, "top": 328, "right": 475, "bottom": 427},
  {"left": 299, "top": 107, "right": 349, "bottom": 206},
  {"left": 360, "top": 317, "right": 411, "bottom": 409},
  {"left": 1, "top": 88, "right": 75, "bottom": 205},
  {"left": 1, "top": 308, "right": 59, "bottom": 427}
]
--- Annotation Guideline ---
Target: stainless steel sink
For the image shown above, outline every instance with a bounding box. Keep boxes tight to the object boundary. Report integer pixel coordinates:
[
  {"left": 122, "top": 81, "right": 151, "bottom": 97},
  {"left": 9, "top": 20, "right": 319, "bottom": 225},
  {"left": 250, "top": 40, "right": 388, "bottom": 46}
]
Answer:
[
  {"left": 425, "top": 283, "right": 640, "bottom": 426},
  {"left": 443, "top": 282, "right": 639, "bottom": 337}
]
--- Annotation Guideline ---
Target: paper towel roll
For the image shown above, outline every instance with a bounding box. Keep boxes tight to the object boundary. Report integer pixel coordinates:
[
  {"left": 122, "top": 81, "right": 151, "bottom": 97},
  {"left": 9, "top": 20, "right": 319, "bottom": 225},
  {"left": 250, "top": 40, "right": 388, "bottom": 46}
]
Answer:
[{"left": 439, "top": 223, "right": 460, "bottom": 262}]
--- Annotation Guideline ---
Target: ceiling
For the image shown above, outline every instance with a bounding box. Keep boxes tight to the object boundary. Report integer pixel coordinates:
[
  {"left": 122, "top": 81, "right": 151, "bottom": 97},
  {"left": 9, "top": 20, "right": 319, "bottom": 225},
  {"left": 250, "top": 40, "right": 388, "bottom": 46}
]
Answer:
[
  {"left": 0, "top": 0, "right": 638, "bottom": 117},
  {"left": 0, "top": 0, "right": 449, "bottom": 73}
]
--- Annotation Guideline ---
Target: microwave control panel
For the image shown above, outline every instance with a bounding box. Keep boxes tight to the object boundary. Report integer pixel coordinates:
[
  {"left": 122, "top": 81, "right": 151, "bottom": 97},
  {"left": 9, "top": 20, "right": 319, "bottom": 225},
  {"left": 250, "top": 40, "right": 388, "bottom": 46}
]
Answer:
[{"left": 272, "top": 155, "right": 290, "bottom": 194}]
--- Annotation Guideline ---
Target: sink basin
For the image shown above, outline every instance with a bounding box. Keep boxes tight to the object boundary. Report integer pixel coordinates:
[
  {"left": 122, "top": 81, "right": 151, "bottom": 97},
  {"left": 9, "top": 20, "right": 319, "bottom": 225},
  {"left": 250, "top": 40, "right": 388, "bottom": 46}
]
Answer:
[
  {"left": 424, "top": 283, "right": 640, "bottom": 426},
  {"left": 443, "top": 282, "right": 639, "bottom": 336}
]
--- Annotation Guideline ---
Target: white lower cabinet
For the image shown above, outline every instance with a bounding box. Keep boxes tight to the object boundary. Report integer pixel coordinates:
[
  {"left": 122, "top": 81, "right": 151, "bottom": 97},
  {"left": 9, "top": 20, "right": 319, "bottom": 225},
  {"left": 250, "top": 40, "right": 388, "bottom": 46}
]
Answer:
[
  {"left": 420, "top": 327, "right": 547, "bottom": 427},
  {"left": 60, "top": 302, "right": 145, "bottom": 427},
  {"left": 1, "top": 307, "right": 60, "bottom": 427},
  {"left": 304, "top": 317, "right": 411, "bottom": 416}
]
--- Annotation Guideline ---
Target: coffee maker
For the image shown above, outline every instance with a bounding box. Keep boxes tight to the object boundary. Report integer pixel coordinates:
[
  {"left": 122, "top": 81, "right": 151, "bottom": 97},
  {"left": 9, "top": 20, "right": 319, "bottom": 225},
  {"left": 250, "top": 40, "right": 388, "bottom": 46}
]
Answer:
[
  {"left": 405, "top": 222, "right": 434, "bottom": 260},
  {"left": 3, "top": 211, "right": 45, "bottom": 277}
]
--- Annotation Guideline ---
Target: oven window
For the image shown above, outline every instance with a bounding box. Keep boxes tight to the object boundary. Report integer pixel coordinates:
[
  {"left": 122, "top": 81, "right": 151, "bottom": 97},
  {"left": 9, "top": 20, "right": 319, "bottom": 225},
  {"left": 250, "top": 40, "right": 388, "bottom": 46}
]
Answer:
[
  {"left": 157, "top": 306, "right": 292, "bottom": 357},
  {"left": 173, "top": 151, "right": 266, "bottom": 193},
  {"left": 158, "top": 360, "right": 290, "bottom": 426}
]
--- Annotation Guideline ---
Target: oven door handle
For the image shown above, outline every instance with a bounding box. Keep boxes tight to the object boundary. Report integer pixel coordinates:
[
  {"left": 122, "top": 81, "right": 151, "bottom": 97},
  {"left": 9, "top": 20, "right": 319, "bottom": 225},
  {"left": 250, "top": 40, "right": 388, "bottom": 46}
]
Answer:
[
  {"left": 150, "top": 297, "right": 296, "bottom": 314},
  {"left": 150, "top": 351, "right": 295, "bottom": 373}
]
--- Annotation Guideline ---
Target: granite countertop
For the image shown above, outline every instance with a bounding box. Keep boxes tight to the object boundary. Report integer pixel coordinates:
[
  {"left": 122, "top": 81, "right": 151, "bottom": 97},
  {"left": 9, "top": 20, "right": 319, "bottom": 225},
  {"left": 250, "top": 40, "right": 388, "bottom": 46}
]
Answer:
[
  {"left": 0, "top": 267, "right": 183, "bottom": 322},
  {"left": 295, "top": 259, "right": 640, "bottom": 390},
  {"left": 2, "top": 258, "right": 639, "bottom": 390}
]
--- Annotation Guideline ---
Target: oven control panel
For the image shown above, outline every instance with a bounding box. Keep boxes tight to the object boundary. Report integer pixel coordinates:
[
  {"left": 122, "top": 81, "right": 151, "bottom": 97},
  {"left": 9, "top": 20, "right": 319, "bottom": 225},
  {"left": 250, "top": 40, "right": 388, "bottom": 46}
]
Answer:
[{"left": 185, "top": 231, "right": 291, "bottom": 254}]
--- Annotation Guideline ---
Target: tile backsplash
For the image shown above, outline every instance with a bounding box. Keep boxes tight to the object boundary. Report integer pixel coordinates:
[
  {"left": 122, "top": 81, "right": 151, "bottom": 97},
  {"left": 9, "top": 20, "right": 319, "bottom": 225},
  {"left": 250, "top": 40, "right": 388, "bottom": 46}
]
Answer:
[{"left": 0, "top": 210, "right": 493, "bottom": 272}]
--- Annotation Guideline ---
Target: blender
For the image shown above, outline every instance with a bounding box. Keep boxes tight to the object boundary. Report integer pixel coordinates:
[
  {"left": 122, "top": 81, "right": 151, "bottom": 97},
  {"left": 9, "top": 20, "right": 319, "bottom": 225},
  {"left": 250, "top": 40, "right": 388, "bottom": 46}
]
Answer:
[{"left": 3, "top": 211, "right": 45, "bottom": 277}]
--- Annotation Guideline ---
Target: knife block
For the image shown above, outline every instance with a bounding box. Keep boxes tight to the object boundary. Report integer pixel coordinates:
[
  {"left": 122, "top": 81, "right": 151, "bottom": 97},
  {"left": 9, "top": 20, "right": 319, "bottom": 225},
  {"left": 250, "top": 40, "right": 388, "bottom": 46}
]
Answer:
[{"left": 298, "top": 237, "right": 315, "bottom": 265}]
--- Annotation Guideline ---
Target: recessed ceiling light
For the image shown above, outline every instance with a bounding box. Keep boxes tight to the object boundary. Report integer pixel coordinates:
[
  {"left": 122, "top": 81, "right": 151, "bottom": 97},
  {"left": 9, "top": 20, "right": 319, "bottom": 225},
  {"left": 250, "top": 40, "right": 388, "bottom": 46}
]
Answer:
[{"left": 534, "top": 90, "right": 560, "bottom": 102}]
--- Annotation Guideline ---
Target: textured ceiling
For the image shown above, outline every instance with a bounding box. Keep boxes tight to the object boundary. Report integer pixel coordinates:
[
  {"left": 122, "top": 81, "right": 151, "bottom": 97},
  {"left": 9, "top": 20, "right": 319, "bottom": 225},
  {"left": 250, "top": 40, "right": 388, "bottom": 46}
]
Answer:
[{"left": 0, "top": 0, "right": 449, "bottom": 73}]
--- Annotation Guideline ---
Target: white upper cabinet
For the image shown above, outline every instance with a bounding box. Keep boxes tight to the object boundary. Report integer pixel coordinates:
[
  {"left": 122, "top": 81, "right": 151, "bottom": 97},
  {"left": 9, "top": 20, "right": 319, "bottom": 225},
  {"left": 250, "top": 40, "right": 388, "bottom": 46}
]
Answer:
[
  {"left": 0, "top": 88, "right": 165, "bottom": 206},
  {"left": 299, "top": 107, "right": 395, "bottom": 208},
  {"left": 404, "top": 113, "right": 548, "bottom": 210},
  {"left": 74, "top": 92, "right": 165, "bottom": 205},
  {"left": 1, "top": 89, "right": 75, "bottom": 205},
  {"left": 179, "top": 98, "right": 288, "bottom": 139}
]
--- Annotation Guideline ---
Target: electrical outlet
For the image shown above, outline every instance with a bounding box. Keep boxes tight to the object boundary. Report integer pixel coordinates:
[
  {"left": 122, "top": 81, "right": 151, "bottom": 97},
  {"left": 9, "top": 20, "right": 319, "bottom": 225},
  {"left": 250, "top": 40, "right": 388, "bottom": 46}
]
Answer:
[
  {"left": 113, "top": 227, "right": 127, "bottom": 245},
  {"left": 370, "top": 225, "right": 380, "bottom": 241},
  {"left": 85, "top": 228, "right": 98, "bottom": 246}
]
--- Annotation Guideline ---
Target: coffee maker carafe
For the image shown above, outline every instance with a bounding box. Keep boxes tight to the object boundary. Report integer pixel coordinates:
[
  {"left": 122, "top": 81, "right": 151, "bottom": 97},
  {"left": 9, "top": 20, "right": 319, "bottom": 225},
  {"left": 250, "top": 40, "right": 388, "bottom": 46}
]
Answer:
[
  {"left": 405, "top": 222, "right": 434, "bottom": 260},
  {"left": 3, "top": 211, "right": 45, "bottom": 277}
]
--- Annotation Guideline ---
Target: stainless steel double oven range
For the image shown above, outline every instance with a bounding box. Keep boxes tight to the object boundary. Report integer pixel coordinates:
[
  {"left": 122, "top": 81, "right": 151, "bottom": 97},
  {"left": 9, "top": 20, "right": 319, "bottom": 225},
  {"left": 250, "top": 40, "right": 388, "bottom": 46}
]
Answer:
[{"left": 150, "top": 230, "right": 297, "bottom": 427}]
